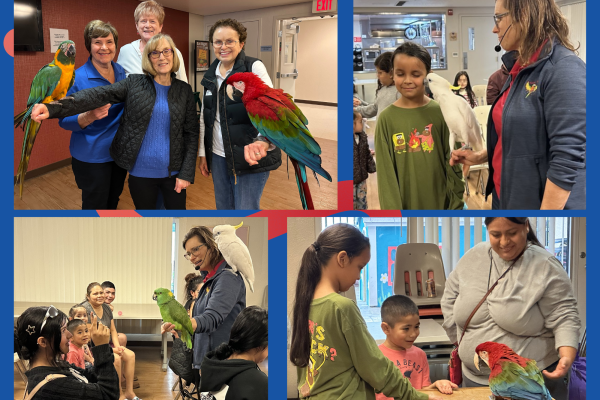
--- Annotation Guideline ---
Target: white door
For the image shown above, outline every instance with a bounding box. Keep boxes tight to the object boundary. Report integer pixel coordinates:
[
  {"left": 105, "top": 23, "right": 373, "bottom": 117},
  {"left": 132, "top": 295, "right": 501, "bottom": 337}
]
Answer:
[
  {"left": 277, "top": 20, "right": 299, "bottom": 98},
  {"left": 460, "top": 16, "right": 502, "bottom": 86},
  {"left": 572, "top": 217, "right": 586, "bottom": 330}
]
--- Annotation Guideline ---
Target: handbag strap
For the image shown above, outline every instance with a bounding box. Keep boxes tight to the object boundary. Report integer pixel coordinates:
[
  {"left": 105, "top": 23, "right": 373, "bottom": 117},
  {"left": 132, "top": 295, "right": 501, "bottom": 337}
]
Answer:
[
  {"left": 22, "top": 374, "right": 66, "bottom": 400},
  {"left": 456, "top": 247, "right": 526, "bottom": 348}
]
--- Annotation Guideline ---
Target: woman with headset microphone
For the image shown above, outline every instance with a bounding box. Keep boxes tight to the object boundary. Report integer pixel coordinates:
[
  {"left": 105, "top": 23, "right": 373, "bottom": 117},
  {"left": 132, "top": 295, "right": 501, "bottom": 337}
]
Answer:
[{"left": 450, "top": 0, "right": 586, "bottom": 210}]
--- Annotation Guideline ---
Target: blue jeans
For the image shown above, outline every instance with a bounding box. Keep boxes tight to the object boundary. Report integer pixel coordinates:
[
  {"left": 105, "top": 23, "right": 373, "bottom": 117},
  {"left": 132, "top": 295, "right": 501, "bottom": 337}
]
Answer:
[{"left": 211, "top": 153, "right": 269, "bottom": 210}]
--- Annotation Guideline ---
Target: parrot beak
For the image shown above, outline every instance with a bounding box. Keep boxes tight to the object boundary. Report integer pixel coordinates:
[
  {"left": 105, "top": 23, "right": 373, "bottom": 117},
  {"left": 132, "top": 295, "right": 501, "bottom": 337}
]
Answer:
[
  {"left": 226, "top": 84, "right": 235, "bottom": 101},
  {"left": 450, "top": 84, "right": 461, "bottom": 90},
  {"left": 233, "top": 222, "right": 243, "bottom": 230},
  {"left": 474, "top": 353, "right": 481, "bottom": 371},
  {"left": 152, "top": 293, "right": 157, "bottom": 301}
]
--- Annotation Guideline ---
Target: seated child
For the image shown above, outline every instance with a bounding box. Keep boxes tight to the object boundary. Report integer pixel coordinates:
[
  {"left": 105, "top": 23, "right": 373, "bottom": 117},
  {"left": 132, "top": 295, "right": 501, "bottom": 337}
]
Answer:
[
  {"left": 377, "top": 295, "right": 457, "bottom": 399},
  {"left": 69, "top": 305, "right": 95, "bottom": 367},
  {"left": 66, "top": 319, "right": 92, "bottom": 369}
]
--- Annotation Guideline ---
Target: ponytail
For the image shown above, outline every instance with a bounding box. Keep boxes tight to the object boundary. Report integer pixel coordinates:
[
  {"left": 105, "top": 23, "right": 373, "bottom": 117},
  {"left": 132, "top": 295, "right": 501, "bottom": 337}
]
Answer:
[{"left": 290, "top": 224, "right": 370, "bottom": 367}]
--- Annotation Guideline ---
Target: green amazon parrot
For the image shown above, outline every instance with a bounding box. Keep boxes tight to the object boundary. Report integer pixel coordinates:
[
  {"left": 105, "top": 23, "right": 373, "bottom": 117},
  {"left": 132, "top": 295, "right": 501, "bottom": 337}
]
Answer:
[
  {"left": 14, "top": 40, "right": 76, "bottom": 198},
  {"left": 153, "top": 288, "right": 194, "bottom": 350}
]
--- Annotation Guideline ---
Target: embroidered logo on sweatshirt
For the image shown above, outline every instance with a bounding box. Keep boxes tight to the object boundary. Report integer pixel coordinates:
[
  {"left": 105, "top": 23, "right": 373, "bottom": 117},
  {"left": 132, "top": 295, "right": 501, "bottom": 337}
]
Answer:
[{"left": 525, "top": 81, "right": 538, "bottom": 98}]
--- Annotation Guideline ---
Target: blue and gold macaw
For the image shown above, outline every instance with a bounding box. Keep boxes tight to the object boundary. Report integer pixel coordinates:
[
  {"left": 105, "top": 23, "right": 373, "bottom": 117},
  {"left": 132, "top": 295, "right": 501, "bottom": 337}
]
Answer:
[{"left": 14, "top": 40, "right": 76, "bottom": 198}]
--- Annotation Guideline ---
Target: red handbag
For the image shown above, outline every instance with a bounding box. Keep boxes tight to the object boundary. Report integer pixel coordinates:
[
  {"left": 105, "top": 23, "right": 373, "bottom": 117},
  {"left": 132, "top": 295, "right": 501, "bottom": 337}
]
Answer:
[{"left": 448, "top": 249, "right": 525, "bottom": 385}]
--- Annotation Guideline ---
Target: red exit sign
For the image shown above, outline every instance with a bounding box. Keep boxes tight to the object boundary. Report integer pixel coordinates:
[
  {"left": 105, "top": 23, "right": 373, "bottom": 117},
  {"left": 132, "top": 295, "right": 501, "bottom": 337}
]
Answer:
[{"left": 312, "top": 0, "right": 337, "bottom": 13}]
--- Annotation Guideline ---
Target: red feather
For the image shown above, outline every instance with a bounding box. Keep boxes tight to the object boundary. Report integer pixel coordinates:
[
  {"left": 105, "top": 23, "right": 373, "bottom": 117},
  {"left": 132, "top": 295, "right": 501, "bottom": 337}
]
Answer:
[{"left": 476, "top": 341, "right": 530, "bottom": 372}]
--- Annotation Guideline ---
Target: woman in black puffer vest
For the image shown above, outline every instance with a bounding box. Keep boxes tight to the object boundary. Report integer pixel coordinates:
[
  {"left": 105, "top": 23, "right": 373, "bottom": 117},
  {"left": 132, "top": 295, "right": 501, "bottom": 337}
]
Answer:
[
  {"left": 198, "top": 18, "right": 282, "bottom": 210},
  {"left": 31, "top": 34, "right": 199, "bottom": 210}
]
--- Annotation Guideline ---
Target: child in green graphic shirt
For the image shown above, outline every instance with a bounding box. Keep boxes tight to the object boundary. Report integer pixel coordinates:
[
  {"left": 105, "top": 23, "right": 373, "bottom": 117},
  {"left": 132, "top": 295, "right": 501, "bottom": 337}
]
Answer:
[
  {"left": 290, "top": 223, "right": 442, "bottom": 400},
  {"left": 375, "top": 42, "right": 464, "bottom": 210}
]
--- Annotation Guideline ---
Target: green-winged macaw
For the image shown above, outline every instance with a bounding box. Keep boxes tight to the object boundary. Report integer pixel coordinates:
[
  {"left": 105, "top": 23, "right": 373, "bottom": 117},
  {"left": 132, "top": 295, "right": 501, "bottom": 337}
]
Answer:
[
  {"left": 14, "top": 40, "right": 76, "bottom": 198},
  {"left": 475, "top": 341, "right": 552, "bottom": 400},
  {"left": 153, "top": 288, "right": 194, "bottom": 350},
  {"left": 225, "top": 72, "right": 332, "bottom": 210}
]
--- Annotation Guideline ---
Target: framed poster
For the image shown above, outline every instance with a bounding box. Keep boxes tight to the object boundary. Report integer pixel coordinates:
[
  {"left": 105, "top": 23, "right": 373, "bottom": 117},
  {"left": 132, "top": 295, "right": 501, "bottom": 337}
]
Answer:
[{"left": 195, "top": 40, "right": 210, "bottom": 72}]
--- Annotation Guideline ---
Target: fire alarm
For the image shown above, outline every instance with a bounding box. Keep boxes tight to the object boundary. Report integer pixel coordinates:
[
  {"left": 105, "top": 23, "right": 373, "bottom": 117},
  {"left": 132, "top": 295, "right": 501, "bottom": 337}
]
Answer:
[{"left": 448, "top": 9, "right": 453, "bottom": 15}]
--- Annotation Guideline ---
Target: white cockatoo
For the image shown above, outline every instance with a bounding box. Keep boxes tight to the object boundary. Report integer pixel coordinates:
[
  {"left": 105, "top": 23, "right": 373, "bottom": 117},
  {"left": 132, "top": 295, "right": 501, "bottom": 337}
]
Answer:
[
  {"left": 425, "top": 73, "right": 484, "bottom": 158},
  {"left": 213, "top": 222, "right": 255, "bottom": 292}
]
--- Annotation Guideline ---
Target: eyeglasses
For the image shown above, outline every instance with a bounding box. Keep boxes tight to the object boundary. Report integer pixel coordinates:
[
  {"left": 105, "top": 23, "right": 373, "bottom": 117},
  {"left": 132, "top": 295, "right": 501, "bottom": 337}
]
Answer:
[
  {"left": 149, "top": 48, "right": 173, "bottom": 59},
  {"left": 493, "top": 12, "right": 510, "bottom": 29},
  {"left": 184, "top": 244, "right": 206, "bottom": 261},
  {"left": 40, "top": 305, "right": 59, "bottom": 334},
  {"left": 212, "top": 40, "right": 239, "bottom": 48}
]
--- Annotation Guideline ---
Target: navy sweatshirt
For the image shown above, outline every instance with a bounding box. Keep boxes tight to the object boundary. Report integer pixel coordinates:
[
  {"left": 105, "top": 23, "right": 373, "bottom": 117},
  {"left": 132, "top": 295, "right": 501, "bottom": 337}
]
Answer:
[{"left": 486, "top": 40, "right": 586, "bottom": 209}]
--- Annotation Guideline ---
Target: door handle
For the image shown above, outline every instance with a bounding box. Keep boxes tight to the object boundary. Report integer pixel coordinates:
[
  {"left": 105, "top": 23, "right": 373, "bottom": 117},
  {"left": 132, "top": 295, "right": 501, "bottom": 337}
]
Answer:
[
  {"left": 280, "top": 73, "right": 298, "bottom": 78},
  {"left": 463, "top": 52, "right": 468, "bottom": 69}
]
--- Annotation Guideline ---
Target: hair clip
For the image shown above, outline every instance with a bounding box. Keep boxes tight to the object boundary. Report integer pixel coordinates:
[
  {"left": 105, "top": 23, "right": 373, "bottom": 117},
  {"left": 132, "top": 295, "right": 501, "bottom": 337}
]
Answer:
[
  {"left": 26, "top": 325, "right": 36, "bottom": 335},
  {"left": 313, "top": 242, "right": 321, "bottom": 252}
]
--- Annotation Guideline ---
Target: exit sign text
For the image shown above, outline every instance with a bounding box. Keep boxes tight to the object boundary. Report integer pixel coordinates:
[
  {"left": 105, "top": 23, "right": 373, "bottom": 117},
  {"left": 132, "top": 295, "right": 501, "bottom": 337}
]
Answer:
[{"left": 312, "top": 0, "right": 337, "bottom": 13}]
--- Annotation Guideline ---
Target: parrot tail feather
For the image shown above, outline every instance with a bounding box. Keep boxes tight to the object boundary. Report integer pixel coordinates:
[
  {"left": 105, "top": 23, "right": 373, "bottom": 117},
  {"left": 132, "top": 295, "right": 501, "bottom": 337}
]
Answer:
[
  {"left": 14, "top": 109, "right": 27, "bottom": 129},
  {"left": 294, "top": 171, "right": 308, "bottom": 210},
  {"left": 15, "top": 118, "right": 42, "bottom": 198}
]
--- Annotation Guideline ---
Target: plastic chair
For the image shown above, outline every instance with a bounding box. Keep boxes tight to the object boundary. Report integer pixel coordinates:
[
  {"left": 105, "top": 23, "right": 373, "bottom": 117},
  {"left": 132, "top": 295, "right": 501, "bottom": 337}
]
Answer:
[
  {"left": 14, "top": 352, "right": 28, "bottom": 385},
  {"left": 393, "top": 243, "right": 446, "bottom": 315},
  {"left": 465, "top": 105, "right": 491, "bottom": 196},
  {"left": 472, "top": 85, "right": 487, "bottom": 106},
  {"left": 262, "top": 285, "right": 268, "bottom": 310}
]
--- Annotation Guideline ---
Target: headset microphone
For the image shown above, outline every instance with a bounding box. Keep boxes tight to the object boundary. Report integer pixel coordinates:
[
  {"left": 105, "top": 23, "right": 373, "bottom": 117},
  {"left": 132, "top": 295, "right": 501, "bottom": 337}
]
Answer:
[{"left": 495, "top": 24, "right": 512, "bottom": 52}]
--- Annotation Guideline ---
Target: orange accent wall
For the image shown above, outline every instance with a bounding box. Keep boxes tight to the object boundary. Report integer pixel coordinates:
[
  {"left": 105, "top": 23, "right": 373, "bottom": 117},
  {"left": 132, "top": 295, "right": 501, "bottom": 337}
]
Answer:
[{"left": 14, "top": 0, "right": 190, "bottom": 174}]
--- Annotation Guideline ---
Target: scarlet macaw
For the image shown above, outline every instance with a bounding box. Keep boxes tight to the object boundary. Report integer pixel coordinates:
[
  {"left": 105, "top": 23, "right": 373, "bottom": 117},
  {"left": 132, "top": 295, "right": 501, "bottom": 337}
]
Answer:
[
  {"left": 475, "top": 341, "right": 552, "bottom": 400},
  {"left": 14, "top": 40, "right": 76, "bottom": 198},
  {"left": 226, "top": 72, "right": 332, "bottom": 210}
]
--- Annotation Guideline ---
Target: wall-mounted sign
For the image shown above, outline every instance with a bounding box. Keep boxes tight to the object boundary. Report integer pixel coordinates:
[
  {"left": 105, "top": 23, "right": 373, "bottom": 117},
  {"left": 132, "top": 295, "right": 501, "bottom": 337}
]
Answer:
[
  {"left": 312, "top": 0, "right": 337, "bottom": 13},
  {"left": 353, "top": 37, "right": 362, "bottom": 43},
  {"left": 260, "top": 46, "right": 272, "bottom": 52},
  {"left": 49, "top": 28, "right": 68, "bottom": 53},
  {"left": 195, "top": 40, "right": 210, "bottom": 72},
  {"left": 450, "top": 32, "right": 458, "bottom": 41}
]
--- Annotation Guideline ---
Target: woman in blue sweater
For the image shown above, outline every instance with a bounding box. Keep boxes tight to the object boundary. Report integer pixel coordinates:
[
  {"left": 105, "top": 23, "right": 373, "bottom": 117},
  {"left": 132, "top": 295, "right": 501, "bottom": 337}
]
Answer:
[
  {"left": 33, "top": 33, "right": 199, "bottom": 210},
  {"left": 58, "top": 20, "right": 127, "bottom": 210},
  {"left": 450, "top": 0, "right": 586, "bottom": 210}
]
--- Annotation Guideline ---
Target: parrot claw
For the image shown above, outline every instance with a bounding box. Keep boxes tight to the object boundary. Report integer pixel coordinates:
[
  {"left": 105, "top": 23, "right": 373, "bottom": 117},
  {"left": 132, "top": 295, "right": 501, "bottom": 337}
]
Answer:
[{"left": 460, "top": 144, "right": 473, "bottom": 151}]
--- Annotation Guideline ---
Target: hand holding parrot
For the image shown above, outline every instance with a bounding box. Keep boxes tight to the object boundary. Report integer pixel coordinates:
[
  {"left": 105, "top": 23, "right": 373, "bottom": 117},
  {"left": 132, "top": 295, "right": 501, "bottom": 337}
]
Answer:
[
  {"left": 245, "top": 141, "right": 270, "bottom": 166},
  {"left": 542, "top": 346, "right": 576, "bottom": 379}
]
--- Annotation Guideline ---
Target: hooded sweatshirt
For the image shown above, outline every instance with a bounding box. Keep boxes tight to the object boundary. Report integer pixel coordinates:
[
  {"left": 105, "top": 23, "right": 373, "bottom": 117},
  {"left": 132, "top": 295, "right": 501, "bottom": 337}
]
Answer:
[{"left": 199, "top": 354, "right": 268, "bottom": 400}]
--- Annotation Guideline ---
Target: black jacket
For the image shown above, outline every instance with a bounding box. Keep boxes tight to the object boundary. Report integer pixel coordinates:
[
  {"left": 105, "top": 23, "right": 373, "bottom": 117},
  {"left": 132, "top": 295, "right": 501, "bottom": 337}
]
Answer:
[
  {"left": 201, "top": 50, "right": 281, "bottom": 177},
  {"left": 47, "top": 73, "right": 199, "bottom": 183},
  {"left": 199, "top": 353, "right": 268, "bottom": 400},
  {"left": 353, "top": 131, "right": 376, "bottom": 184},
  {"left": 23, "top": 344, "right": 119, "bottom": 400}
]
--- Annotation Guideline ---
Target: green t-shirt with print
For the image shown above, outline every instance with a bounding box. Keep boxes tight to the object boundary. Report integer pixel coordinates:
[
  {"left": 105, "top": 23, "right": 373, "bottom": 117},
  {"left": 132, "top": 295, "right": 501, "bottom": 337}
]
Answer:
[
  {"left": 296, "top": 293, "right": 429, "bottom": 400},
  {"left": 374, "top": 100, "right": 464, "bottom": 210}
]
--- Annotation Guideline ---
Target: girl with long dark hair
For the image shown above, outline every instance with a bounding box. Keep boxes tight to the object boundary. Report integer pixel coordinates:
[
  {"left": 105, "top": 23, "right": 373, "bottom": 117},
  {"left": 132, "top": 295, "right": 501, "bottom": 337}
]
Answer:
[
  {"left": 452, "top": 71, "right": 478, "bottom": 108},
  {"left": 441, "top": 217, "right": 580, "bottom": 399},
  {"left": 199, "top": 306, "right": 268, "bottom": 399},
  {"left": 15, "top": 306, "right": 119, "bottom": 400},
  {"left": 354, "top": 52, "right": 399, "bottom": 119},
  {"left": 290, "top": 223, "right": 440, "bottom": 400}
]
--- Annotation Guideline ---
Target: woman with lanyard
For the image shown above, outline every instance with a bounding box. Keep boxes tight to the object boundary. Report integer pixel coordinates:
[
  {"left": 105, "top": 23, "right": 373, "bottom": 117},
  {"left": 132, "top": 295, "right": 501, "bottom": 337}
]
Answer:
[
  {"left": 441, "top": 217, "right": 580, "bottom": 399},
  {"left": 162, "top": 226, "right": 246, "bottom": 387},
  {"left": 450, "top": 0, "right": 586, "bottom": 209},
  {"left": 198, "top": 18, "right": 282, "bottom": 210}
]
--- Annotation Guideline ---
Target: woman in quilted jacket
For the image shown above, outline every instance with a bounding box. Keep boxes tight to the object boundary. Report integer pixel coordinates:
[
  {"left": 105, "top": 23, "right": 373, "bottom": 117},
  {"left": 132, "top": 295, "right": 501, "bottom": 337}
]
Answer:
[{"left": 31, "top": 34, "right": 199, "bottom": 210}]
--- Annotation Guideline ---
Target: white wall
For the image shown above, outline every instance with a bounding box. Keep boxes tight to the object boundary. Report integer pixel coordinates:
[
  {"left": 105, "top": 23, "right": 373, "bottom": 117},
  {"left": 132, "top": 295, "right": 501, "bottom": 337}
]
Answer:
[
  {"left": 560, "top": 1, "right": 586, "bottom": 62},
  {"left": 189, "top": 13, "right": 206, "bottom": 93},
  {"left": 202, "top": 2, "right": 314, "bottom": 85},
  {"left": 296, "top": 18, "right": 338, "bottom": 103}
]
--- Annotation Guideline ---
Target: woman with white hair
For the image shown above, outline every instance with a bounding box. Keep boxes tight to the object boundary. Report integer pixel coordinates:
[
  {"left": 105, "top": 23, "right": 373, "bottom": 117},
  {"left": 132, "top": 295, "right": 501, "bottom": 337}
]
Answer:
[
  {"left": 117, "top": 0, "right": 187, "bottom": 82},
  {"left": 30, "top": 34, "right": 199, "bottom": 210}
]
